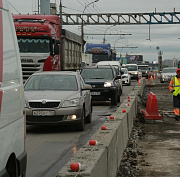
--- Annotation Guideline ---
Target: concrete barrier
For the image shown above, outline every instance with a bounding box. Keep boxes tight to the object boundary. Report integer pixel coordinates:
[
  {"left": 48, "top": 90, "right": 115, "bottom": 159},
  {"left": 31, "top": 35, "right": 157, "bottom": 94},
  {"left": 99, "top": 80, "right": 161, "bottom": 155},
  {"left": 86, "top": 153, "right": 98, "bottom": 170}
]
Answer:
[{"left": 57, "top": 78, "right": 146, "bottom": 177}]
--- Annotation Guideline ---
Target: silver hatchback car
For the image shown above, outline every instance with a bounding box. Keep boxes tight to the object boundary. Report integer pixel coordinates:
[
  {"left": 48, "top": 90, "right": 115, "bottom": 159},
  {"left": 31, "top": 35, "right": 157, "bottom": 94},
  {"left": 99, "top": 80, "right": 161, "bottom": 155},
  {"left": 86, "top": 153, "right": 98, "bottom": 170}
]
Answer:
[
  {"left": 24, "top": 71, "right": 92, "bottom": 131},
  {"left": 160, "top": 67, "right": 177, "bottom": 83}
]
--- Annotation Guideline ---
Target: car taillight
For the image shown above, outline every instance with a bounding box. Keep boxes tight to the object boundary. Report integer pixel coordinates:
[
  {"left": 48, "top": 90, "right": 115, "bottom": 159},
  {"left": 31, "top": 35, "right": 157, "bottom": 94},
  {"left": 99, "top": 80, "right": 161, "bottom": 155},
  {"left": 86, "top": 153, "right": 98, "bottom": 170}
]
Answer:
[{"left": 129, "top": 72, "right": 131, "bottom": 74}]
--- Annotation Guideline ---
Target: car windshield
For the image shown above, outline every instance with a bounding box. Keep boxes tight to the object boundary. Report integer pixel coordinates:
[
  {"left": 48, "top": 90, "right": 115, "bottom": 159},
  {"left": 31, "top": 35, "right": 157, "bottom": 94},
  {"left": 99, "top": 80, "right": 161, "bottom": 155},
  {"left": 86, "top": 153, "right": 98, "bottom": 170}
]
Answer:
[
  {"left": 24, "top": 75, "right": 78, "bottom": 91},
  {"left": 92, "top": 54, "right": 108, "bottom": 63},
  {"left": 138, "top": 66, "right": 149, "bottom": 70},
  {"left": 125, "top": 65, "right": 138, "bottom": 71},
  {"left": 162, "top": 68, "right": 177, "bottom": 73},
  {"left": 81, "top": 68, "right": 113, "bottom": 80},
  {"left": 112, "top": 65, "right": 119, "bottom": 75},
  {"left": 17, "top": 38, "right": 50, "bottom": 53}
]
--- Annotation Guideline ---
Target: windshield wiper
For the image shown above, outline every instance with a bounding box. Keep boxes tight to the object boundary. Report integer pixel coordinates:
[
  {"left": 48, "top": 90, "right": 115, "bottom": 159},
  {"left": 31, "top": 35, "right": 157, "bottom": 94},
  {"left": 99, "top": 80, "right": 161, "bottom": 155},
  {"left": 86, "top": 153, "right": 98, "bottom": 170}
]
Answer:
[{"left": 89, "top": 77, "right": 104, "bottom": 79}]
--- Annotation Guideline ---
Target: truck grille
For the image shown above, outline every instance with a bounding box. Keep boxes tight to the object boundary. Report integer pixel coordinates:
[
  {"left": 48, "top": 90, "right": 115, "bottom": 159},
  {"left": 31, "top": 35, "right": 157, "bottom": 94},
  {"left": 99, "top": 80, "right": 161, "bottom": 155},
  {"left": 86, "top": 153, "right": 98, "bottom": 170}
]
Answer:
[
  {"left": 29, "top": 102, "right": 60, "bottom": 108},
  {"left": 21, "top": 63, "right": 42, "bottom": 82}
]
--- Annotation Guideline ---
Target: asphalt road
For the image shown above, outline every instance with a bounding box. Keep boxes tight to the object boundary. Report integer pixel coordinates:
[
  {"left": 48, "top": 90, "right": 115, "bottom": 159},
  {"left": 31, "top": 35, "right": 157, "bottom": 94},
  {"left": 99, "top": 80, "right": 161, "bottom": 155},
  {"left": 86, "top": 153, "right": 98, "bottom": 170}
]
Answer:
[{"left": 25, "top": 81, "right": 137, "bottom": 177}]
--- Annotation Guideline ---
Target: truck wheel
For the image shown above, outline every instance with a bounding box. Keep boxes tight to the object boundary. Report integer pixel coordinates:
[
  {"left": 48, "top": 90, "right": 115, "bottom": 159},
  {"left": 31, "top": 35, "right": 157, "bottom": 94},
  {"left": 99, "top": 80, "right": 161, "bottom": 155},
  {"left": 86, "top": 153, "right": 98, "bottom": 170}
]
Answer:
[
  {"left": 77, "top": 109, "right": 85, "bottom": 131},
  {"left": 111, "top": 92, "right": 117, "bottom": 105}
]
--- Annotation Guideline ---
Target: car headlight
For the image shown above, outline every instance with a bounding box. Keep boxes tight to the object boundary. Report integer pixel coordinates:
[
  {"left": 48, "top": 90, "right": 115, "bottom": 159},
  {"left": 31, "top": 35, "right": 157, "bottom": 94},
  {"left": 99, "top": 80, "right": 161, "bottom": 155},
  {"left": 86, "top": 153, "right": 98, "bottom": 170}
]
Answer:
[
  {"left": 62, "top": 98, "right": 80, "bottom": 107},
  {"left": 104, "top": 82, "right": 113, "bottom": 87},
  {"left": 134, "top": 72, "right": 138, "bottom": 74},
  {"left": 162, "top": 75, "right": 167, "bottom": 78}
]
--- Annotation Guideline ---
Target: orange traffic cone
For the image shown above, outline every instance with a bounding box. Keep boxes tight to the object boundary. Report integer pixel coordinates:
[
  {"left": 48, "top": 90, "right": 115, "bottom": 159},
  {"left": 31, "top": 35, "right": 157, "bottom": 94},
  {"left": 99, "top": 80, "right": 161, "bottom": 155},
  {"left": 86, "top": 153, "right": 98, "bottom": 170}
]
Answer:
[{"left": 142, "top": 92, "right": 162, "bottom": 120}]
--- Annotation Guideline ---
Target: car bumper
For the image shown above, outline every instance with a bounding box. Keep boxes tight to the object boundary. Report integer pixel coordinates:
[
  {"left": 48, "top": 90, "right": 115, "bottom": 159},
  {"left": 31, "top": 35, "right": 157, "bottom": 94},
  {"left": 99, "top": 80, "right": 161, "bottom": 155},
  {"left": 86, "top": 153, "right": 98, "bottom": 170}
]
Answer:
[
  {"left": 25, "top": 106, "right": 83, "bottom": 125},
  {"left": 122, "top": 77, "right": 129, "bottom": 84},
  {"left": 161, "top": 77, "right": 171, "bottom": 82},
  {"left": 90, "top": 87, "right": 117, "bottom": 101},
  {"left": 130, "top": 74, "right": 138, "bottom": 79}
]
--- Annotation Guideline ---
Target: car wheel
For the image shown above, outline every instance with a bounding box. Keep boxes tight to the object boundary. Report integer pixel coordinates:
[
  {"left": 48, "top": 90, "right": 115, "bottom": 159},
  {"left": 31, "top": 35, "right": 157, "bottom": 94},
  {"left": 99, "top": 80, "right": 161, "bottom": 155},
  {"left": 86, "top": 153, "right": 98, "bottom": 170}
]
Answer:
[
  {"left": 111, "top": 92, "right": 117, "bottom": 105},
  {"left": 85, "top": 103, "right": 92, "bottom": 123},
  {"left": 77, "top": 109, "right": 85, "bottom": 131},
  {"left": 117, "top": 93, "right": 120, "bottom": 103},
  {"left": 127, "top": 79, "right": 131, "bottom": 86}
]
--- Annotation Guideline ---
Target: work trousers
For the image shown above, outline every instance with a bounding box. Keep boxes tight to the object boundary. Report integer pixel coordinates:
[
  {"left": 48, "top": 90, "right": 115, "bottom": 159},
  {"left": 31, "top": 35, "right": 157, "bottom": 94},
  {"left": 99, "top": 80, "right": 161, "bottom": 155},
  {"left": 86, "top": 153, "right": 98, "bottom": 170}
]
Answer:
[{"left": 173, "top": 94, "right": 180, "bottom": 116}]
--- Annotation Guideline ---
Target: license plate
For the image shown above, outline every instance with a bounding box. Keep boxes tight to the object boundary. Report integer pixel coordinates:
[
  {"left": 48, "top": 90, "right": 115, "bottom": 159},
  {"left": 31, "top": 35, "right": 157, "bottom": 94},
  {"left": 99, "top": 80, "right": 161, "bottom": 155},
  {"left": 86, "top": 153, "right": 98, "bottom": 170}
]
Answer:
[
  {"left": 33, "top": 111, "right": 55, "bottom": 116},
  {"left": 91, "top": 92, "right": 101, "bottom": 95}
]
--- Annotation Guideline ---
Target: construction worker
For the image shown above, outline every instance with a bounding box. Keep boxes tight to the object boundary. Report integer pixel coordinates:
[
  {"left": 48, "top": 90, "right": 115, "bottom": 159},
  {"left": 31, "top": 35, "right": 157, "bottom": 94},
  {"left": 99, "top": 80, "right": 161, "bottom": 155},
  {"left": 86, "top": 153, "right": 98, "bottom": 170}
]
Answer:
[{"left": 169, "top": 68, "right": 180, "bottom": 120}]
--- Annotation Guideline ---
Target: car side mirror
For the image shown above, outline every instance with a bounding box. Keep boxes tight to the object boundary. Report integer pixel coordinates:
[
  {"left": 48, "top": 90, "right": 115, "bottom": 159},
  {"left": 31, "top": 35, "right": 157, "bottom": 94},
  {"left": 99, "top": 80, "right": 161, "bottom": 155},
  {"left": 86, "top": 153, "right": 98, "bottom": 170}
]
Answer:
[
  {"left": 82, "top": 84, "right": 92, "bottom": 90},
  {"left": 115, "top": 75, "right": 121, "bottom": 80}
]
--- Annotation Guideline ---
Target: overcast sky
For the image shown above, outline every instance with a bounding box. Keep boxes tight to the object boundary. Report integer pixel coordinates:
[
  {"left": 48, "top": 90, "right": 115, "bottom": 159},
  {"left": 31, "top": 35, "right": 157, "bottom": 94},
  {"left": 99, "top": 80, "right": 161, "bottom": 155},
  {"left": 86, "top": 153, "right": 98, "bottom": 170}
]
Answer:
[{"left": 8, "top": 0, "right": 180, "bottom": 61}]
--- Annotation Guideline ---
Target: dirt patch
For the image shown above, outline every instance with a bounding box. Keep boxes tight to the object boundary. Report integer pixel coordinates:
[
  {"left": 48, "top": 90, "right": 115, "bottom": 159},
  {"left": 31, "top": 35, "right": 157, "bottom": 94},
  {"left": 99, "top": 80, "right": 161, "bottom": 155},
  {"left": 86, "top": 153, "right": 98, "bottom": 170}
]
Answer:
[{"left": 117, "top": 82, "right": 180, "bottom": 177}]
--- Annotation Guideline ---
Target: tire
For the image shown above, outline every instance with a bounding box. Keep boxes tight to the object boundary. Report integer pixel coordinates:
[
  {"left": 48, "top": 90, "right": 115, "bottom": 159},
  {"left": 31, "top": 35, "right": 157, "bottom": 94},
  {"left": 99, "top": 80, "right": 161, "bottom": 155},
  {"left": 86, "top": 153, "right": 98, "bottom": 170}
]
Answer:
[
  {"left": 127, "top": 80, "right": 131, "bottom": 86},
  {"left": 85, "top": 112, "right": 92, "bottom": 123},
  {"left": 117, "top": 93, "right": 120, "bottom": 103},
  {"left": 77, "top": 109, "right": 85, "bottom": 131},
  {"left": 6, "top": 154, "right": 18, "bottom": 177},
  {"left": 111, "top": 92, "right": 117, "bottom": 105},
  {"left": 85, "top": 103, "right": 92, "bottom": 123}
]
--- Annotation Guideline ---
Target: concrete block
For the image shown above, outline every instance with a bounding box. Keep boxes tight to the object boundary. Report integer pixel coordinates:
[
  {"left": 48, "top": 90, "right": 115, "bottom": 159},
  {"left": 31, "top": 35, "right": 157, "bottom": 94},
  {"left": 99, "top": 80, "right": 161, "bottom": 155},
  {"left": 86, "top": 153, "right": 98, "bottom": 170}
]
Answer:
[
  {"left": 118, "top": 98, "right": 136, "bottom": 137},
  {"left": 57, "top": 147, "right": 108, "bottom": 177}
]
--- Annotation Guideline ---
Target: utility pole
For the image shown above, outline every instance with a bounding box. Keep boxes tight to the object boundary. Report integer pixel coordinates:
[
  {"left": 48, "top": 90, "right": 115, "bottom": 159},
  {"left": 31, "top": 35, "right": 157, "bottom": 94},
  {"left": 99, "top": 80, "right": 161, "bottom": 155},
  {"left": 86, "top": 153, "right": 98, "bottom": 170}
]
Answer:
[
  {"left": 158, "top": 51, "right": 163, "bottom": 72},
  {"left": 59, "top": 0, "right": 62, "bottom": 29}
]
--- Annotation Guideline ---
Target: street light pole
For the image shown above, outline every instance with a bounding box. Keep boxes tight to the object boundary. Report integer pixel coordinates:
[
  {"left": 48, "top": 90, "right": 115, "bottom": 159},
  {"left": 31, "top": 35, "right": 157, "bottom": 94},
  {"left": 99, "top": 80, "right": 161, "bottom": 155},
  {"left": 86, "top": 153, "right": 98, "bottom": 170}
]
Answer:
[
  {"left": 81, "top": 0, "right": 99, "bottom": 52},
  {"left": 103, "top": 25, "right": 115, "bottom": 44}
]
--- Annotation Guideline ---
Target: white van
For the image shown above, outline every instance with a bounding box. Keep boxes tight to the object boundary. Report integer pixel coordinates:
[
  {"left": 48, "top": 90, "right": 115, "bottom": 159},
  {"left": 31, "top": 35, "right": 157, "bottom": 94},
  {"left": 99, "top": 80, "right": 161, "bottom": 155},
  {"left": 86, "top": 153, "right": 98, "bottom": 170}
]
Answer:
[
  {"left": 0, "top": 1, "right": 27, "bottom": 176},
  {"left": 96, "top": 61, "right": 123, "bottom": 94},
  {"left": 124, "top": 64, "right": 140, "bottom": 81}
]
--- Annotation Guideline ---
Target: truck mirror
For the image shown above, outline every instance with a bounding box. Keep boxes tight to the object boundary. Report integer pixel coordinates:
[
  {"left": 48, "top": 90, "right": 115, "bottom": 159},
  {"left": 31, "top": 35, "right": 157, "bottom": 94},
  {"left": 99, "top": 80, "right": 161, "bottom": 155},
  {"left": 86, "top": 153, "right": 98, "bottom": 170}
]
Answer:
[
  {"left": 54, "top": 44, "right": 59, "bottom": 55},
  {"left": 55, "top": 40, "right": 61, "bottom": 44}
]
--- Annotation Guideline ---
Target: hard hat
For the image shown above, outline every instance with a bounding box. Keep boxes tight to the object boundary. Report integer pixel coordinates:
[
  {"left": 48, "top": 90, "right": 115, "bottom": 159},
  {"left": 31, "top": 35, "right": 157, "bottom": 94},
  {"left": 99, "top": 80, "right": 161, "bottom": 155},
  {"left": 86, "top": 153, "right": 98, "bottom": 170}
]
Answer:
[{"left": 176, "top": 69, "right": 180, "bottom": 73}]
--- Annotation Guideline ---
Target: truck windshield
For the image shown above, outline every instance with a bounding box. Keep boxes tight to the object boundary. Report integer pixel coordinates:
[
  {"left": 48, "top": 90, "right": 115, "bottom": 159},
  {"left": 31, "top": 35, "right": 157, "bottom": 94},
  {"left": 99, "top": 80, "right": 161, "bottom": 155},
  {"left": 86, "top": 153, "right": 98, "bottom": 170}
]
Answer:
[
  {"left": 92, "top": 54, "right": 108, "bottom": 63},
  {"left": 17, "top": 38, "right": 50, "bottom": 53}
]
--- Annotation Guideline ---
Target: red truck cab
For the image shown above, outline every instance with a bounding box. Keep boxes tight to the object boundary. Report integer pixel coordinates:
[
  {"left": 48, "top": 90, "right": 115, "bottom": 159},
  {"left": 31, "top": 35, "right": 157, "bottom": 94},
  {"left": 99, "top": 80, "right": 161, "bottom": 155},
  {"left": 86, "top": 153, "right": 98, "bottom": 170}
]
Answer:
[{"left": 13, "top": 14, "right": 61, "bottom": 82}]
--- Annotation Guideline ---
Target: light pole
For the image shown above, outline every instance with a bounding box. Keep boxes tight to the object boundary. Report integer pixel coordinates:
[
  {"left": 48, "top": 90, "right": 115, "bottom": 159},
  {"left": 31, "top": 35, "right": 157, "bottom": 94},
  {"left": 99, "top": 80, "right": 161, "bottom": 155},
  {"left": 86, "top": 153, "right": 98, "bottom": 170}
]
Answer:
[
  {"left": 81, "top": 0, "right": 99, "bottom": 52},
  {"left": 103, "top": 25, "right": 115, "bottom": 44},
  {"left": 113, "top": 36, "right": 122, "bottom": 50}
]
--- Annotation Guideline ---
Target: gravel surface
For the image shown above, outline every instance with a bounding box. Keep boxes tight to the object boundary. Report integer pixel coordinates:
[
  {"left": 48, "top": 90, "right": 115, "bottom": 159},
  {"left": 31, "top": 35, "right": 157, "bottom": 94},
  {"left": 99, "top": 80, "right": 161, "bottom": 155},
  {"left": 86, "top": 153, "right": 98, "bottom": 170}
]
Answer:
[{"left": 117, "top": 80, "right": 180, "bottom": 177}]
